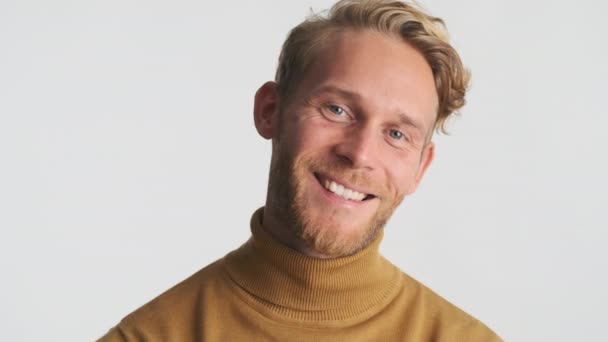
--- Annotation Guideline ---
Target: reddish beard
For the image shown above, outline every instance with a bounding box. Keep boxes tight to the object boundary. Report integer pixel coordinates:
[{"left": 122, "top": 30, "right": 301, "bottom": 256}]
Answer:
[{"left": 266, "top": 143, "right": 402, "bottom": 257}]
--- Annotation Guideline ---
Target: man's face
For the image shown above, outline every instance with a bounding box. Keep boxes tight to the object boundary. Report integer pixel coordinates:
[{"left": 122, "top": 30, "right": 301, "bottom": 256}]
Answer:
[{"left": 260, "top": 30, "right": 438, "bottom": 257}]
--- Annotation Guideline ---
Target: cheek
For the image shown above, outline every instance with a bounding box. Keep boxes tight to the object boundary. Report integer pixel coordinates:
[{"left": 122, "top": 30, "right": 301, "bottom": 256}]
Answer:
[
  {"left": 383, "top": 156, "right": 421, "bottom": 197},
  {"left": 292, "top": 124, "right": 339, "bottom": 156}
]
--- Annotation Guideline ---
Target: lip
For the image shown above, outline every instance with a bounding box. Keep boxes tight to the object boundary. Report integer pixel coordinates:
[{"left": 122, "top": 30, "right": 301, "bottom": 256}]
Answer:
[
  {"left": 313, "top": 172, "right": 375, "bottom": 197},
  {"left": 311, "top": 172, "right": 375, "bottom": 208}
]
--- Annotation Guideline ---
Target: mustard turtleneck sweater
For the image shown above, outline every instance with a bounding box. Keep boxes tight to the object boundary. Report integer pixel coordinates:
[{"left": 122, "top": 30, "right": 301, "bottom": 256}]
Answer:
[{"left": 99, "top": 208, "right": 501, "bottom": 341}]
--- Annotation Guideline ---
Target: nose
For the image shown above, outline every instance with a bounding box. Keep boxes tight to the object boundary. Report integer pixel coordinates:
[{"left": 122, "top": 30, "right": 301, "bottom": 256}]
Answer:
[{"left": 333, "top": 124, "right": 377, "bottom": 170}]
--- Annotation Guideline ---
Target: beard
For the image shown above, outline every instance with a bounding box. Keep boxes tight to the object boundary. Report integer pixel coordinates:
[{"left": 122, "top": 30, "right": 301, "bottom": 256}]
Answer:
[{"left": 266, "top": 140, "right": 403, "bottom": 258}]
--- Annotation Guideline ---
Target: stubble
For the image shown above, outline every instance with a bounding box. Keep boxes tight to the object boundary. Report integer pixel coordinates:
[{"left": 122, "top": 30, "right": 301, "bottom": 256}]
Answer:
[{"left": 266, "top": 142, "right": 401, "bottom": 257}]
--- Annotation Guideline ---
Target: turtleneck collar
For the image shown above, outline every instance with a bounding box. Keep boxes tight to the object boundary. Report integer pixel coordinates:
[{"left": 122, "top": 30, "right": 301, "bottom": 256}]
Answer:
[{"left": 223, "top": 208, "right": 403, "bottom": 323}]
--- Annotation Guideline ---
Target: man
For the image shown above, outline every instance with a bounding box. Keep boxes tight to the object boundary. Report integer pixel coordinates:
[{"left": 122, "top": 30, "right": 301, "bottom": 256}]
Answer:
[{"left": 100, "top": 0, "right": 501, "bottom": 341}]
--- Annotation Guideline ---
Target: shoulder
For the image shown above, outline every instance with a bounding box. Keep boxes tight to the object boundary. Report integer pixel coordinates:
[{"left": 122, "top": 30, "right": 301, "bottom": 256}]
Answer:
[
  {"left": 126, "top": 258, "right": 226, "bottom": 318},
  {"left": 98, "top": 258, "right": 228, "bottom": 342},
  {"left": 395, "top": 271, "right": 502, "bottom": 341}
]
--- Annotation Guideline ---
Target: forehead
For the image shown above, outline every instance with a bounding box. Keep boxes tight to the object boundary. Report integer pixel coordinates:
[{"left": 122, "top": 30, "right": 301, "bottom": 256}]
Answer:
[{"left": 296, "top": 29, "right": 438, "bottom": 131}]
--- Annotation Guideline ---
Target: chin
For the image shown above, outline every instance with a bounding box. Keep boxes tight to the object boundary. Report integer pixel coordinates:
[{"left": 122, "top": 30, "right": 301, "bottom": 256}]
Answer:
[
  {"left": 283, "top": 154, "right": 393, "bottom": 257},
  {"left": 293, "top": 184, "right": 384, "bottom": 257}
]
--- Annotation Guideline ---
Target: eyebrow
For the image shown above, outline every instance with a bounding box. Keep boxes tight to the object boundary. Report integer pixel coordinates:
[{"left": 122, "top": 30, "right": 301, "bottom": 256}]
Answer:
[
  {"left": 310, "top": 84, "right": 427, "bottom": 133},
  {"left": 309, "top": 85, "right": 363, "bottom": 102},
  {"left": 396, "top": 112, "right": 425, "bottom": 133}
]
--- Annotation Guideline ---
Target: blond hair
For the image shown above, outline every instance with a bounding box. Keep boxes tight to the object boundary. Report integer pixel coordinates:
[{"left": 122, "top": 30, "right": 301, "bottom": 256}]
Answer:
[{"left": 275, "top": 0, "right": 470, "bottom": 133}]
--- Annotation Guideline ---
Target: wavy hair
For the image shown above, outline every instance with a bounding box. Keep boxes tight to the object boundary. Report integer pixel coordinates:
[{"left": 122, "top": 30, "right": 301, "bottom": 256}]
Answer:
[{"left": 275, "top": 0, "right": 470, "bottom": 133}]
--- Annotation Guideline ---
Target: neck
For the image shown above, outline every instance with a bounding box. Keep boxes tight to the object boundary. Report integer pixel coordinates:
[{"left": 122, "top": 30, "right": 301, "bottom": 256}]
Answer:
[
  {"left": 262, "top": 205, "right": 332, "bottom": 258},
  {"left": 223, "top": 208, "right": 403, "bottom": 322}
]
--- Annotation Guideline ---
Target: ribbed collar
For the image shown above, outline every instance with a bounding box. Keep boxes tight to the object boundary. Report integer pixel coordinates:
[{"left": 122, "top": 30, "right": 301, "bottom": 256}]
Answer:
[{"left": 223, "top": 208, "right": 402, "bottom": 322}]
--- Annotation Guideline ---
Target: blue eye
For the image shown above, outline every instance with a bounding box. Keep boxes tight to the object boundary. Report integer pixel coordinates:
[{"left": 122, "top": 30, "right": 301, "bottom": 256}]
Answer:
[
  {"left": 389, "top": 129, "right": 404, "bottom": 140},
  {"left": 321, "top": 103, "right": 353, "bottom": 123},
  {"left": 328, "top": 105, "right": 345, "bottom": 115}
]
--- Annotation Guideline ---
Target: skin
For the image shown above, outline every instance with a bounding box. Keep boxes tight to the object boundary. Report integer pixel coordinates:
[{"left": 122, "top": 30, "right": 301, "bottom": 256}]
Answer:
[{"left": 253, "top": 29, "right": 438, "bottom": 259}]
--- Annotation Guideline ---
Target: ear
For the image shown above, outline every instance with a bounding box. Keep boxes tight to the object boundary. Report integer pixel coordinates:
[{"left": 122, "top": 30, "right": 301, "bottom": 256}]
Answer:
[
  {"left": 410, "top": 141, "right": 435, "bottom": 193},
  {"left": 253, "top": 81, "right": 279, "bottom": 140}
]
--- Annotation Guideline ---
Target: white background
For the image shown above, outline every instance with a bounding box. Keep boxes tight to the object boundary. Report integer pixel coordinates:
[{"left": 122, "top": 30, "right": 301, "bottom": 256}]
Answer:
[{"left": 1, "top": 0, "right": 606, "bottom": 341}]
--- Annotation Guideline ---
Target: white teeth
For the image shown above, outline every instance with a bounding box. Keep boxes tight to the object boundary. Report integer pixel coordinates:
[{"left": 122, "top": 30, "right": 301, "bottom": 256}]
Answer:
[
  {"left": 335, "top": 184, "right": 345, "bottom": 196},
  {"left": 322, "top": 179, "right": 367, "bottom": 202},
  {"left": 329, "top": 181, "right": 337, "bottom": 193},
  {"left": 344, "top": 189, "right": 352, "bottom": 199}
]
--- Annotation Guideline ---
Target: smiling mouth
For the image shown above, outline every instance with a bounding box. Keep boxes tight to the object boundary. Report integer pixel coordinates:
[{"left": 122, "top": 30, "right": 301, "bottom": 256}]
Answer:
[{"left": 314, "top": 173, "right": 375, "bottom": 202}]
